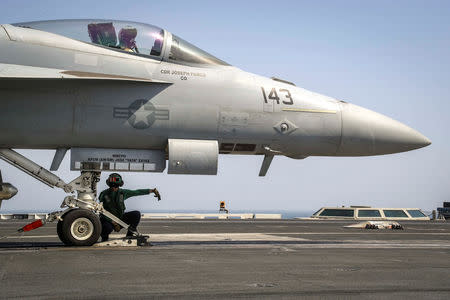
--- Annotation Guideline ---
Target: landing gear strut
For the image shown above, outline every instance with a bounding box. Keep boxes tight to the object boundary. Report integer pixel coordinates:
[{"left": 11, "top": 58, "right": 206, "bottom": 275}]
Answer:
[{"left": 46, "top": 171, "right": 105, "bottom": 246}]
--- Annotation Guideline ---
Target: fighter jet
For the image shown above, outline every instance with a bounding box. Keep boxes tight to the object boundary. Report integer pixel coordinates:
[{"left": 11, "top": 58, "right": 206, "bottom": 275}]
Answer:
[{"left": 0, "top": 19, "right": 430, "bottom": 245}]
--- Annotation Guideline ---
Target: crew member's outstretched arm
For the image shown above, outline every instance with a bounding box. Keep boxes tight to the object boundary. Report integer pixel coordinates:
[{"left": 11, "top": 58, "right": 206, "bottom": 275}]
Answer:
[{"left": 121, "top": 189, "right": 151, "bottom": 199}]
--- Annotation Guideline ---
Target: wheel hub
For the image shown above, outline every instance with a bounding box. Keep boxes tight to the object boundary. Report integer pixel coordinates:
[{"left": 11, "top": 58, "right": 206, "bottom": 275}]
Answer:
[{"left": 70, "top": 217, "right": 94, "bottom": 241}]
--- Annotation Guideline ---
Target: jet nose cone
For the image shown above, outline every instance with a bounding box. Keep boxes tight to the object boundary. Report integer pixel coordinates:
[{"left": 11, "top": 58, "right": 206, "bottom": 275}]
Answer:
[{"left": 338, "top": 103, "right": 431, "bottom": 156}]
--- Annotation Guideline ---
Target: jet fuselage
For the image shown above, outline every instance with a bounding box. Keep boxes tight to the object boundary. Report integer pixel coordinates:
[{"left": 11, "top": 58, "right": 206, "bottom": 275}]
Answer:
[{"left": 0, "top": 20, "right": 430, "bottom": 161}]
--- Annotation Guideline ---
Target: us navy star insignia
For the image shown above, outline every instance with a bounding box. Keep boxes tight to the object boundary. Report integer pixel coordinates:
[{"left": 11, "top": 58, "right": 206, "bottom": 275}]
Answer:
[
  {"left": 113, "top": 99, "right": 170, "bottom": 129},
  {"left": 133, "top": 108, "right": 150, "bottom": 126}
]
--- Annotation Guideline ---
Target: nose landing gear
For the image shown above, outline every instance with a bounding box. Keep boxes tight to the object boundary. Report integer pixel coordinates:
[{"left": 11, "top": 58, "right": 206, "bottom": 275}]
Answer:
[
  {"left": 53, "top": 172, "right": 146, "bottom": 246},
  {"left": 24, "top": 171, "right": 146, "bottom": 246},
  {"left": 0, "top": 149, "right": 147, "bottom": 246}
]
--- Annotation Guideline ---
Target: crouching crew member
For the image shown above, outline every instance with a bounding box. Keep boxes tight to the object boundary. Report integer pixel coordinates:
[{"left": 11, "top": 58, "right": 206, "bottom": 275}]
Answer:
[{"left": 99, "top": 173, "right": 160, "bottom": 242}]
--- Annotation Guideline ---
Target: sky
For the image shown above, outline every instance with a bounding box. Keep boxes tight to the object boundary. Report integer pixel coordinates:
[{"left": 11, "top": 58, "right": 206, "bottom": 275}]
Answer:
[{"left": 0, "top": 0, "right": 449, "bottom": 213}]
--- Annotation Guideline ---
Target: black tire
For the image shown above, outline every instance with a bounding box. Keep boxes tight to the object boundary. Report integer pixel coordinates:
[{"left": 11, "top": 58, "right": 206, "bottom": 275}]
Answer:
[
  {"left": 59, "top": 209, "right": 101, "bottom": 246},
  {"left": 57, "top": 219, "right": 71, "bottom": 246}
]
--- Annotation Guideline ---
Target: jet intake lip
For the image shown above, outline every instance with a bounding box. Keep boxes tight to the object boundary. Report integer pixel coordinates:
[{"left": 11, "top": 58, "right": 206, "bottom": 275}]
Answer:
[{"left": 337, "top": 103, "right": 431, "bottom": 156}]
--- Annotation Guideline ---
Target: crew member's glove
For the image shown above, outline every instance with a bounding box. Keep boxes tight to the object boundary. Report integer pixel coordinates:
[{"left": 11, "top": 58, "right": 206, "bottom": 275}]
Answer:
[
  {"left": 112, "top": 221, "right": 121, "bottom": 232},
  {"left": 151, "top": 188, "right": 161, "bottom": 201}
]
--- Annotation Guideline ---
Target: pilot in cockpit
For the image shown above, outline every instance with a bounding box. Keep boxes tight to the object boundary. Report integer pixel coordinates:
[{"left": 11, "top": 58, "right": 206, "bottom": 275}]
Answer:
[
  {"left": 88, "top": 22, "right": 139, "bottom": 53},
  {"left": 87, "top": 22, "right": 118, "bottom": 48},
  {"left": 118, "top": 27, "right": 139, "bottom": 53}
]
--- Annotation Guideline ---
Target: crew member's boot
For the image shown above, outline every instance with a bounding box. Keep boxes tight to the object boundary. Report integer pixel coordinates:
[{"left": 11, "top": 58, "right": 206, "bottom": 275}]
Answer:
[{"left": 126, "top": 226, "right": 137, "bottom": 238}]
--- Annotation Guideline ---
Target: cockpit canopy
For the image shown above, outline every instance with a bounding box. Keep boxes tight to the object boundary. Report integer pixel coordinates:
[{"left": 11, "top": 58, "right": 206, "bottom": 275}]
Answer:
[{"left": 14, "top": 19, "right": 229, "bottom": 67}]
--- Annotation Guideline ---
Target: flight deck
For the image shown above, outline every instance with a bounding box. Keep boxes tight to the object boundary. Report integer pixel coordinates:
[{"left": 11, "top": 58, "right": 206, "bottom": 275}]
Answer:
[{"left": 0, "top": 219, "right": 449, "bottom": 299}]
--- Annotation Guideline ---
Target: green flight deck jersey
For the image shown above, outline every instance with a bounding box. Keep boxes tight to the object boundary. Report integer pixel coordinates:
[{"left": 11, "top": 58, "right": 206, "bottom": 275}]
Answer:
[{"left": 99, "top": 188, "right": 150, "bottom": 220}]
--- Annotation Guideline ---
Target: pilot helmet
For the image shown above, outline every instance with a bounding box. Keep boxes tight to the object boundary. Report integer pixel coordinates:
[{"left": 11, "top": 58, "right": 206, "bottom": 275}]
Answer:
[{"left": 106, "top": 173, "right": 124, "bottom": 188}]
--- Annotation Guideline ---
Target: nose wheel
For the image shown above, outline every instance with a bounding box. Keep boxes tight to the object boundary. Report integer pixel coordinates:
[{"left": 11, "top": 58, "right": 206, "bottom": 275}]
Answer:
[{"left": 57, "top": 209, "right": 101, "bottom": 246}]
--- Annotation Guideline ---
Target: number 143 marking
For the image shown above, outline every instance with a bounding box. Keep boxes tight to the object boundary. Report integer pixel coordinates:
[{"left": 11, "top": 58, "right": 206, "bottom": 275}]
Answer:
[{"left": 261, "top": 87, "right": 294, "bottom": 105}]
